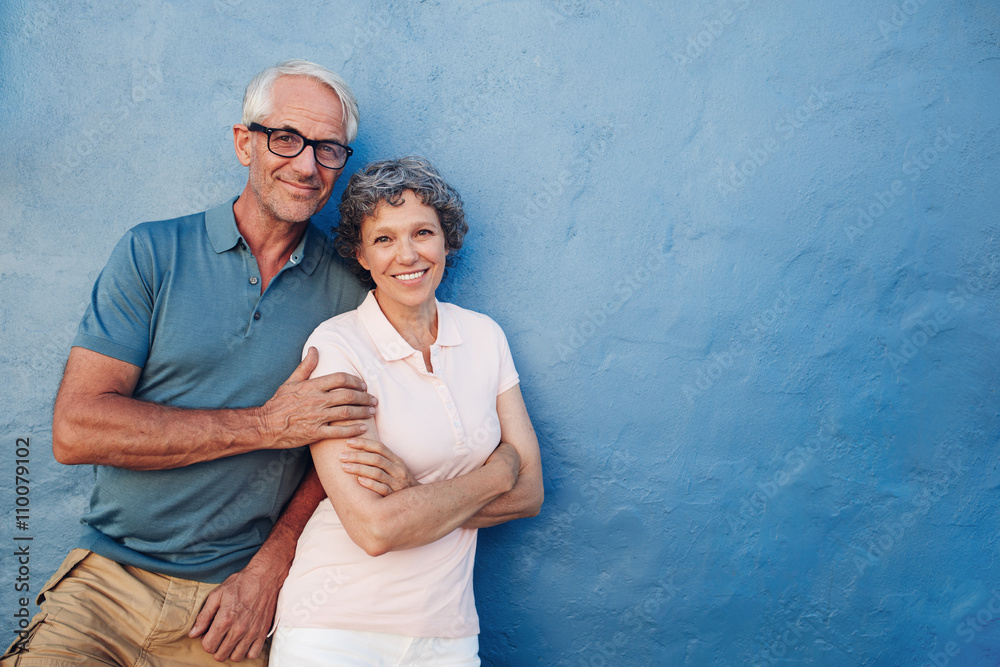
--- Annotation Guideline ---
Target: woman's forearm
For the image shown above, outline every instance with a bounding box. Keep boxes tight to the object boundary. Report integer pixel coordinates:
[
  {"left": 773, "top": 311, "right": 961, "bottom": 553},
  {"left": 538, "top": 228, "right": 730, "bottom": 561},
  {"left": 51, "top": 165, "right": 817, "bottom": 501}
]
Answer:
[
  {"left": 463, "top": 385, "right": 545, "bottom": 529},
  {"left": 313, "top": 439, "right": 520, "bottom": 557},
  {"left": 461, "top": 458, "right": 543, "bottom": 528},
  {"left": 361, "top": 454, "right": 516, "bottom": 554}
]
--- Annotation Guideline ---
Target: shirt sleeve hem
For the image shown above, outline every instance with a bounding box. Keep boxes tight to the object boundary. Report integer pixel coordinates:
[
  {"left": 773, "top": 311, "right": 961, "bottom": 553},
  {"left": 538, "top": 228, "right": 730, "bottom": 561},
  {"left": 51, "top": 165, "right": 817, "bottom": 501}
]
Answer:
[
  {"left": 71, "top": 332, "right": 148, "bottom": 368},
  {"left": 497, "top": 374, "right": 520, "bottom": 396}
]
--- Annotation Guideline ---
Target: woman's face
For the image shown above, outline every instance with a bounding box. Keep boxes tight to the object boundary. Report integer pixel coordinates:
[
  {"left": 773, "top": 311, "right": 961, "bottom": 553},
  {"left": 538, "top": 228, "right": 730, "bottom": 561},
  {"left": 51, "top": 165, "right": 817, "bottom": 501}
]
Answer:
[{"left": 356, "top": 190, "right": 447, "bottom": 312}]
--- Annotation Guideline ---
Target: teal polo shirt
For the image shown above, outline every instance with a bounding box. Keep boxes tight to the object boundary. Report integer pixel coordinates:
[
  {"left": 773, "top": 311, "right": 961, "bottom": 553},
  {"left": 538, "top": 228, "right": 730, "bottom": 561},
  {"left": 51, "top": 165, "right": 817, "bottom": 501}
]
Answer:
[{"left": 72, "top": 197, "right": 367, "bottom": 583}]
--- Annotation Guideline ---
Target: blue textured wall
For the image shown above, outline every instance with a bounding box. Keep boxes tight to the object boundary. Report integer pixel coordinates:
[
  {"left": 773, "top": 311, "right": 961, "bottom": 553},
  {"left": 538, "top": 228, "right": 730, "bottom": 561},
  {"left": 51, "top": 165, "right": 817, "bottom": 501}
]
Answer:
[{"left": 2, "top": 1, "right": 999, "bottom": 665}]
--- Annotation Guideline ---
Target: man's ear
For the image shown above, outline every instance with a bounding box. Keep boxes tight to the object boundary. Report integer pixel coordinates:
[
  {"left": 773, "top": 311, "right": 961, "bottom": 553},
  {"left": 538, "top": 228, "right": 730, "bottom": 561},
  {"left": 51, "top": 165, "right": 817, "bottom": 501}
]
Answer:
[{"left": 233, "top": 124, "right": 252, "bottom": 167}]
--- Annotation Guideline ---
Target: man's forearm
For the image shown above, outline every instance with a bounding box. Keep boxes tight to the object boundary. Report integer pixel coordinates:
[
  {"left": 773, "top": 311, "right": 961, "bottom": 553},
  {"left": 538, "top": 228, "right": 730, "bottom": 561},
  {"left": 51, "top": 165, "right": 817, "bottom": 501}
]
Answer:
[
  {"left": 53, "top": 392, "right": 269, "bottom": 470},
  {"left": 246, "top": 466, "right": 326, "bottom": 576},
  {"left": 52, "top": 346, "right": 372, "bottom": 471},
  {"left": 188, "top": 467, "right": 327, "bottom": 657}
]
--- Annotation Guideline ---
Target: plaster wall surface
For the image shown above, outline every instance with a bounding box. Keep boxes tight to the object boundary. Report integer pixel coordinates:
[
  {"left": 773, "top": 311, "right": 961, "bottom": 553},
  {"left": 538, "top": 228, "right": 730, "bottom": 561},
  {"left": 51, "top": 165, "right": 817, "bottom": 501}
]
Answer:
[{"left": 1, "top": 1, "right": 998, "bottom": 665}]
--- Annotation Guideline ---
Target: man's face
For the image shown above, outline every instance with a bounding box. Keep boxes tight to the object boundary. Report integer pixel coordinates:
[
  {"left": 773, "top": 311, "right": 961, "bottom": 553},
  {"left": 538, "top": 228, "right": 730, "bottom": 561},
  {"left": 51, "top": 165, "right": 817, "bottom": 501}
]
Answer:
[{"left": 236, "top": 75, "right": 347, "bottom": 227}]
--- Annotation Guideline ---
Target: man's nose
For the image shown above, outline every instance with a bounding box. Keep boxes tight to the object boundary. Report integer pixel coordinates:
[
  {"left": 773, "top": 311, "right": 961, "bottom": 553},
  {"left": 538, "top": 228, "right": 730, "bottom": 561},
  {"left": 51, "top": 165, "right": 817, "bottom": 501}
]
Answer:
[{"left": 288, "top": 145, "right": 320, "bottom": 177}]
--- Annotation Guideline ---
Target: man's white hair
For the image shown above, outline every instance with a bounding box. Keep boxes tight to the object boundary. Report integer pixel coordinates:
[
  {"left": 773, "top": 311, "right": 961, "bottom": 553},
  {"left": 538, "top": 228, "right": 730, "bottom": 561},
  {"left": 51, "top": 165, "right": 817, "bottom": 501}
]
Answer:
[{"left": 241, "top": 59, "right": 359, "bottom": 143}]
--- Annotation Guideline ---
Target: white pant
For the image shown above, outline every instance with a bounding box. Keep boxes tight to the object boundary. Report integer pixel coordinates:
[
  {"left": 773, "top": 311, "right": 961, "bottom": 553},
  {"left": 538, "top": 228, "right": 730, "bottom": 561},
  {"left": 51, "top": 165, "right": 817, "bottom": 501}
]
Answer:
[{"left": 270, "top": 627, "right": 480, "bottom": 666}]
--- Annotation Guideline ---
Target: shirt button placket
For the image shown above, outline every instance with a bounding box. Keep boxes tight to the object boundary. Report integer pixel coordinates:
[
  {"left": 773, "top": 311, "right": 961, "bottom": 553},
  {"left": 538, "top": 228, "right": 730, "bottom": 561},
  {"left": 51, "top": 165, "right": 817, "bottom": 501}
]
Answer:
[
  {"left": 241, "top": 242, "right": 263, "bottom": 335},
  {"left": 436, "top": 380, "right": 468, "bottom": 453},
  {"left": 249, "top": 270, "right": 262, "bottom": 327}
]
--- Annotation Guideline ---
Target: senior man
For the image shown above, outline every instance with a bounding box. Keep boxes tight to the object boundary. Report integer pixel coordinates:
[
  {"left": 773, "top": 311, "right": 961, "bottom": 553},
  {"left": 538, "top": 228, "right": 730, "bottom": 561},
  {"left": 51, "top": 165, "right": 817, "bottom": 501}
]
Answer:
[{"left": 2, "top": 60, "right": 411, "bottom": 665}]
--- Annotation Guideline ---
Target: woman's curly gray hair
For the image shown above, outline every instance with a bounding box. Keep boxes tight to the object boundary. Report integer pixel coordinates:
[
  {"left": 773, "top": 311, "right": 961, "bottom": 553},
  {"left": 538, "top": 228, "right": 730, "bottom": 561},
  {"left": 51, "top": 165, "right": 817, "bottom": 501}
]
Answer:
[{"left": 336, "top": 156, "right": 468, "bottom": 283}]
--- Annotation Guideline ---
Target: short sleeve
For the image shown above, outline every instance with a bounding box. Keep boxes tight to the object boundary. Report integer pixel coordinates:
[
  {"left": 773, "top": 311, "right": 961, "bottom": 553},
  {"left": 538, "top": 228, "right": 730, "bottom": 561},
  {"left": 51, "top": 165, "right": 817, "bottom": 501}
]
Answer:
[
  {"left": 494, "top": 320, "right": 519, "bottom": 396},
  {"left": 72, "top": 229, "right": 155, "bottom": 367},
  {"left": 302, "top": 322, "right": 363, "bottom": 381}
]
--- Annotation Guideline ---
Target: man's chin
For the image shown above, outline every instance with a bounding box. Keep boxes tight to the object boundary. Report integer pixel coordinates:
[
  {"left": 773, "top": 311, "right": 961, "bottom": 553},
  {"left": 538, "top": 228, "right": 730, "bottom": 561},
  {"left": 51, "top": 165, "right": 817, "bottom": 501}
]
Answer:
[{"left": 269, "top": 199, "right": 327, "bottom": 225}]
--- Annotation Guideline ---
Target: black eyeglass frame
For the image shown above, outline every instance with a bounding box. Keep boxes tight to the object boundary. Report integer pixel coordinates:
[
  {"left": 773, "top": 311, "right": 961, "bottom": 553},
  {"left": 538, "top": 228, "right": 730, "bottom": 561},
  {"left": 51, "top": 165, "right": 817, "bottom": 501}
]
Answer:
[{"left": 247, "top": 122, "right": 353, "bottom": 169}]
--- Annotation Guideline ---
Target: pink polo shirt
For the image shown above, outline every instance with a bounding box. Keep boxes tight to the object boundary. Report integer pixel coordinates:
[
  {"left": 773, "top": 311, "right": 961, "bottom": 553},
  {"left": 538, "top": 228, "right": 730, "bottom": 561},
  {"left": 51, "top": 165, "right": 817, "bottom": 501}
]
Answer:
[{"left": 275, "top": 291, "right": 519, "bottom": 637}]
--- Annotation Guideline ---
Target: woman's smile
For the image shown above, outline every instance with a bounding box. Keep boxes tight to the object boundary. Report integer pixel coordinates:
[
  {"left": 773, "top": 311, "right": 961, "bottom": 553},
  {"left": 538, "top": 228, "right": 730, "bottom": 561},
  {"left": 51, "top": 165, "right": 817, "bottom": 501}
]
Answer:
[{"left": 356, "top": 190, "right": 448, "bottom": 319}]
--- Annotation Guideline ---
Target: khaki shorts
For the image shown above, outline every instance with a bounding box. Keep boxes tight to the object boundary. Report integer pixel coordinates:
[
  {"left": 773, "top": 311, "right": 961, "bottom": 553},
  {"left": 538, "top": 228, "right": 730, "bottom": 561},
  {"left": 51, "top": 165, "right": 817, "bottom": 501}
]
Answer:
[{"left": 1, "top": 549, "right": 267, "bottom": 666}]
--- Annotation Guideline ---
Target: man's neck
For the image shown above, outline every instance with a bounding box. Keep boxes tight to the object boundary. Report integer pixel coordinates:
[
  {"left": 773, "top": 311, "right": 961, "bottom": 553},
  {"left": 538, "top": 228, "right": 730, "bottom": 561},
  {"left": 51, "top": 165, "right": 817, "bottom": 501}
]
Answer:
[{"left": 232, "top": 190, "right": 309, "bottom": 292}]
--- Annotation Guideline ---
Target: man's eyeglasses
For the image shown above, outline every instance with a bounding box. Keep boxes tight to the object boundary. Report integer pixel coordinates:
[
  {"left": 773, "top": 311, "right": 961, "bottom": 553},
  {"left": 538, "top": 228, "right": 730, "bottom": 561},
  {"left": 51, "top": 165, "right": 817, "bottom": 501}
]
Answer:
[{"left": 248, "top": 123, "right": 353, "bottom": 170}]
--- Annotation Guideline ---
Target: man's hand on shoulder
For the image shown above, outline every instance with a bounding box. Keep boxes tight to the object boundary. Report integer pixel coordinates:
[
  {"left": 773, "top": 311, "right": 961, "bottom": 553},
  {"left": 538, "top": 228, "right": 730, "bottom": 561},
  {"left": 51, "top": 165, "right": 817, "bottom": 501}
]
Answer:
[{"left": 258, "top": 347, "right": 377, "bottom": 450}]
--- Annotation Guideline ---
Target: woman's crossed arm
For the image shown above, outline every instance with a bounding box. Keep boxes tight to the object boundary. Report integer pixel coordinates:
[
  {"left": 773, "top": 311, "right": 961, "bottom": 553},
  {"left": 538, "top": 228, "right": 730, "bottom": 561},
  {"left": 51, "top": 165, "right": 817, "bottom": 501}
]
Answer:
[{"left": 312, "top": 383, "right": 543, "bottom": 556}]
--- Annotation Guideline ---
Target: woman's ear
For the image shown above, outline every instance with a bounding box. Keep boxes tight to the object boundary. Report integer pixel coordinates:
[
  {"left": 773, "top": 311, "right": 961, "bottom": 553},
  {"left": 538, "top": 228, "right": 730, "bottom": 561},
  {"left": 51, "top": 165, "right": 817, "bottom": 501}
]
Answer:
[{"left": 356, "top": 246, "right": 370, "bottom": 272}]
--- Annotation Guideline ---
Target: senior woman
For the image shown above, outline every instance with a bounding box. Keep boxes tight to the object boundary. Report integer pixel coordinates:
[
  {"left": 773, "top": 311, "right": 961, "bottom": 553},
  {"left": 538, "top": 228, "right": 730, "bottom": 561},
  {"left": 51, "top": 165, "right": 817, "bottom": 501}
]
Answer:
[{"left": 271, "top": 156, "right": 543, "bottom": 665}]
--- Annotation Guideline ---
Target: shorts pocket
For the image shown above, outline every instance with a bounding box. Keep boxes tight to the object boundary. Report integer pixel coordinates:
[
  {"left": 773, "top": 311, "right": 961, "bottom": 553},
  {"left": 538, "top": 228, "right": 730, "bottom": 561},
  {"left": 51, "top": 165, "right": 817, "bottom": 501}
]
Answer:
[
  {"left": 35, "top": 549, "right": 90, "bottom": 606},
  {"left": 0, "top": 612, "right": 47, "bottom": 661}
]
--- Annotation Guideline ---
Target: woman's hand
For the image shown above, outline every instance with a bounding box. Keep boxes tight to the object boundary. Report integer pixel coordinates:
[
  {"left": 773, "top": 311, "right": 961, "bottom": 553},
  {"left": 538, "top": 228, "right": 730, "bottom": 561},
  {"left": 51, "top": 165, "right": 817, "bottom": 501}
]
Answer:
[
  {"left": 312, "top": 424, "right": 522, "bottom": 555},
  {"left": 339, "top": 437, "right": 420, "bottom": 495}
]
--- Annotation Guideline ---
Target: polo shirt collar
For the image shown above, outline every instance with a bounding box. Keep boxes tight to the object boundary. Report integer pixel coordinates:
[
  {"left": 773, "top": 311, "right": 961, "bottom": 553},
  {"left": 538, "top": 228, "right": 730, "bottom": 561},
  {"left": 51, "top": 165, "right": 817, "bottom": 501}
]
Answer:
[
  {"left": 205, "top": 196, "right": 320, "bottom": 276},
  {"left": 357, "top": 291, "right": 463, "bottom": 362},
  {"left": 206, "top": 197, "right": 243, "bottom": 253},
  {"left": 297, "top": 224, "right": 322, "bottom": 276}
]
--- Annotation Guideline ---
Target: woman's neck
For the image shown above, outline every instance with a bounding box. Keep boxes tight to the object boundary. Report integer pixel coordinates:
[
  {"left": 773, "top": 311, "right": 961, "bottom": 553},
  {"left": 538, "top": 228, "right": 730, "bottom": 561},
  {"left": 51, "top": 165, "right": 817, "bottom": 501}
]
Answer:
[{"left": 373, "top": 290, "right": 439, "bottom": 367}]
